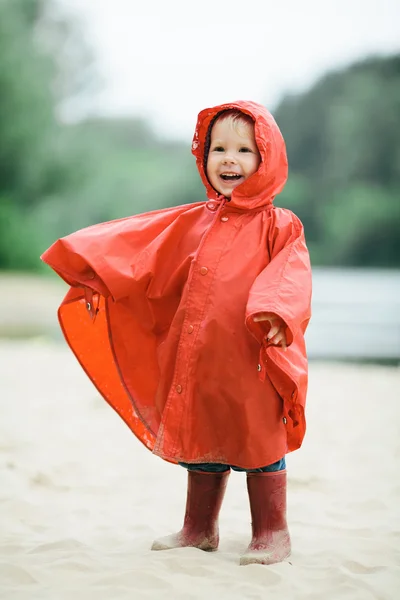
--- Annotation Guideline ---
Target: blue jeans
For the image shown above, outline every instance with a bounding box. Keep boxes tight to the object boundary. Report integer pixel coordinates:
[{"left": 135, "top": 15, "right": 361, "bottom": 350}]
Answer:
[{"left": 179, "top": 457, "right": 286, "bottom": 473}]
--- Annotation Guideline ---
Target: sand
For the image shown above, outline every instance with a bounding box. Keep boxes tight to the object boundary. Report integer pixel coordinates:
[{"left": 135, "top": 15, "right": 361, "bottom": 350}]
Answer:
[{"left": 1, "top": 340, "right": 399, "bottom": 600}]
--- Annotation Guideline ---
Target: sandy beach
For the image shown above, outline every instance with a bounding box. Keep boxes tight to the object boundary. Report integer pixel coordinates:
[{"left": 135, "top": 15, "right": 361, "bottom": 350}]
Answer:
[{"left": 0, "top": 336, "right": 399, "bottom": 600}]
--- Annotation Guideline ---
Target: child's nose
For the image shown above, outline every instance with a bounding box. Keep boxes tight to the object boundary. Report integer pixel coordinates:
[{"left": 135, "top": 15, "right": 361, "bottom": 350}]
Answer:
[{"left": 222, "top": 155, "right": 236, "bottom": 164}]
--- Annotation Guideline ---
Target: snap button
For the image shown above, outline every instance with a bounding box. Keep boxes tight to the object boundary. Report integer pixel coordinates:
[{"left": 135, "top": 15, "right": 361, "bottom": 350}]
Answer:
[
  {"left": 176, "top": 384, "right": 182, "bottom": 394},
  {"left": 200, "top": 267, "right": 208, "bottom": 275},
  {"left": 220, "top": 216, "right": 229, "bottom": 222},
  {"left": 187, "top": 325, "right": 194, "bottom": 334},
  {"left": 257, "top": 364, "right": 262, "bottom": 372},
  {"left": 283, "top": 417, "right": 287, "bottom": 425},
  {"left": 86, "top": 302, "right": 92, "bottom": 312},
  {"left": 206, "top": 201, "right": 217, "bottom": 211},
  {"left": 86, "top": 270, "right": 95, "bottom": 280}
]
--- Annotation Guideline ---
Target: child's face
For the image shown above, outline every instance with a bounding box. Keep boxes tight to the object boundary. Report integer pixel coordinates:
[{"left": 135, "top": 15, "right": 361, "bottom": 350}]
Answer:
[{"left": 206, "top": 118, "right": 261, "bottom": 198}]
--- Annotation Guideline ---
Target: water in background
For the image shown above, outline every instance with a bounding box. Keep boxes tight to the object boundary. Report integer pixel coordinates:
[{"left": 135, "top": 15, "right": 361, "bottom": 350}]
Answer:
[
  {"left": 307, "top": 268, "right": 400, "bottom": 360},
  {"left": 1, "top": 269, "right": 400, "bottom": 362}
]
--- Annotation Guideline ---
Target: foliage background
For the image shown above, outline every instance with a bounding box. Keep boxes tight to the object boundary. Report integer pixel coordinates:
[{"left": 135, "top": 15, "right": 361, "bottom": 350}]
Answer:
[{"left": 1, "top": 0, "right": 399, "bottom": 271}]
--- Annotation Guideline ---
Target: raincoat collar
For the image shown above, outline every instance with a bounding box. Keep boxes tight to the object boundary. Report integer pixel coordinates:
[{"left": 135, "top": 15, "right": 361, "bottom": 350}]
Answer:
[{"left": 192, "top": 100, "right": 288, "bottom": 211}]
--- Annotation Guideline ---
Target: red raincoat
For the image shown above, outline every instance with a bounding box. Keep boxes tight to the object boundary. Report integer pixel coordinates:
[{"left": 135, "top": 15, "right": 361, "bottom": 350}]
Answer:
[{"left": 41, "top": 101, "right": 312, "bottom": 469}]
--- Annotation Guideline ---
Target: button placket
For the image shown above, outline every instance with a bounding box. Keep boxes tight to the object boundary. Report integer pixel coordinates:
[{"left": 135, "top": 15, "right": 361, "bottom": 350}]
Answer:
[{"left": 163, "top": 199, "right": 229, "bottom": 454}]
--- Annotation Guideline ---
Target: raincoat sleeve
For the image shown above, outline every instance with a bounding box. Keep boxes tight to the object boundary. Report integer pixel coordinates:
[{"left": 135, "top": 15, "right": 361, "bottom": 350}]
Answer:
[
  {"left": 40, "top": 205, "right": 192, "bottom": 302},
  {"left": 245, "top": 209, "right": 312, "bottom": 347}
]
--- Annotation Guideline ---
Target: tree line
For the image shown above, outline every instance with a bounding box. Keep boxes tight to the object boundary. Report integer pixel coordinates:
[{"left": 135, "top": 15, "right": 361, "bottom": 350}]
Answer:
[{"left": 1, "top": 0, "right": 399, "bottom": 270}]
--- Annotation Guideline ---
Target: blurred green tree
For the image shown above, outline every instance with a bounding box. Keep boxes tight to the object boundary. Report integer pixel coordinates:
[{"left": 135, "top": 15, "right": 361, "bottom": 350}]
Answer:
[
  {"left": 274, "top": 55, "right": 400, "bottom": 267},
  {"left": 0, "top": 0, "right": 93, "bottom": 268}
]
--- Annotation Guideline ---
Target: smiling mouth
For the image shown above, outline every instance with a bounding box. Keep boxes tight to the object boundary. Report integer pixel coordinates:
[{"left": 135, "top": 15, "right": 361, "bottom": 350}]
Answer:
[{"left": 220, "top": 173, "right": 243, "bottom": 182}]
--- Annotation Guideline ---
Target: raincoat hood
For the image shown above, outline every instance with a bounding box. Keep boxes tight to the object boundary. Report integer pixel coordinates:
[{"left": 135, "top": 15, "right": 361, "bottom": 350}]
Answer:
[{"left": 192, "top": 100, "right": 288, "bottom": 210}]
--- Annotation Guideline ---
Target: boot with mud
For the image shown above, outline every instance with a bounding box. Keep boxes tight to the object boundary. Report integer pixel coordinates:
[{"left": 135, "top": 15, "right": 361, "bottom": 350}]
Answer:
[
  {"left": 240, "top": 470, "right": 291, "bottom": 566},
  {"left": 151, "top": 469, "right": 230, "bottom": 552}
]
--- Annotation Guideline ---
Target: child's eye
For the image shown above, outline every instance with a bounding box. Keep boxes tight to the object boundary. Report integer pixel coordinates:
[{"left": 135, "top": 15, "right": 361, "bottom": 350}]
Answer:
[
  {"left": 239, "top": 147, "right": 252, "bottom": 153},
  {"left": 212, "top": 146, "right": 224, "bottom": 152}
]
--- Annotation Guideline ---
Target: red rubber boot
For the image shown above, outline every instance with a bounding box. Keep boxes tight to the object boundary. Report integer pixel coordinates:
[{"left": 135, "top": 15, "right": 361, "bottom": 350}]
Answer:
[
  {"left": 240, "top": 470, "right": 291, "bottom": 565},
  {"left": 151, "top": 469, "right": 229, "bottom": 552}
]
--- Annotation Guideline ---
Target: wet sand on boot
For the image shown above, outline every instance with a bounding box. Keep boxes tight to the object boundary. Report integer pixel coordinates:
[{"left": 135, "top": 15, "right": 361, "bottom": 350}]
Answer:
[{"left": 0, "top": 340, "right": 399, "bottom": 600}]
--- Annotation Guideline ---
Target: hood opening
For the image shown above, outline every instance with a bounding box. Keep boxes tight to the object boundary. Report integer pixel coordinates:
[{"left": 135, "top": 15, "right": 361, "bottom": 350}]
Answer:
[
  {"left": 202, "top": 109, "right": 258, "bottom": 201},
  {"left": 192, "top": 101, "right": 288, "bottom": 209}
]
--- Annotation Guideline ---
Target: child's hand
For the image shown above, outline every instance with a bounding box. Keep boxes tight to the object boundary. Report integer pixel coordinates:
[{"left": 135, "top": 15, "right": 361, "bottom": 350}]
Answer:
[{"left": 253, "top": 313, "right": 287, "bottom": 350}]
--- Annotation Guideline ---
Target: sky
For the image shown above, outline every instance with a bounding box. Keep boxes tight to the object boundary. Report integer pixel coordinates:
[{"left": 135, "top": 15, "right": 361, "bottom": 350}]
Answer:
[{"left": 58, "top": 0, "right": 400, "bottom": 140}]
